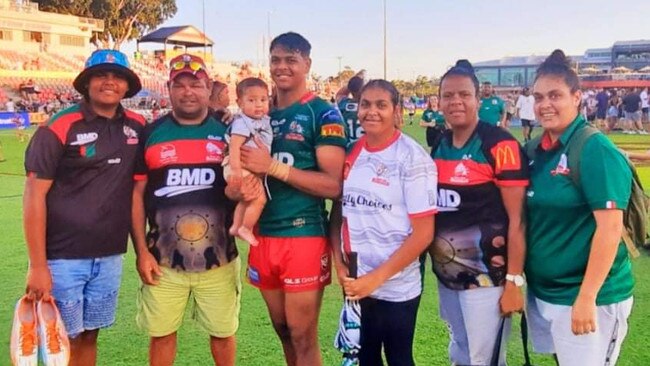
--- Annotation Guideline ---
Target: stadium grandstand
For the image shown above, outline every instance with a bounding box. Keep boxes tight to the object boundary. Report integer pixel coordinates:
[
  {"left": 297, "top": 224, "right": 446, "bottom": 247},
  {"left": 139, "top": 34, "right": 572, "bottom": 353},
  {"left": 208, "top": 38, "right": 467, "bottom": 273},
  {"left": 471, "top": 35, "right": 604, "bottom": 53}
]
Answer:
[
  {"left": 0, "top": 0, "right": 269, "bottom": 121},
  {"left": 474, "top": 40, "right": 650, "bottom": 90}
]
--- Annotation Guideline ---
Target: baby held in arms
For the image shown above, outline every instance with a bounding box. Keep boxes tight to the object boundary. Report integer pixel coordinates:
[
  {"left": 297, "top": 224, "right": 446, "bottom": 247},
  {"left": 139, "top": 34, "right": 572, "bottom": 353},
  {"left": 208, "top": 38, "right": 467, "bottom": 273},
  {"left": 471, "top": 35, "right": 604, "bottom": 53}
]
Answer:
[{"left": 223, "top": 77, "right": 273, "bottom": 245}]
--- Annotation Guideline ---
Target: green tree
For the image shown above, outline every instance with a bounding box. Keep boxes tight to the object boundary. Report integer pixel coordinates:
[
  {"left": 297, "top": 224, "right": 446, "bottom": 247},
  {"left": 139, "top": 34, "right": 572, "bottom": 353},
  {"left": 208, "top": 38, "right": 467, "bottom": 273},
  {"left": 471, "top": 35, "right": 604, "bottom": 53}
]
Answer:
[
  {"left": 331, "top": 66, "right": 356, "bottom": 88},
  {"left": 37, "top": 0, "right": 177, "bottom": 50},
  {"left": 391, "top": 76, "right": 440, "bottom": 99}
]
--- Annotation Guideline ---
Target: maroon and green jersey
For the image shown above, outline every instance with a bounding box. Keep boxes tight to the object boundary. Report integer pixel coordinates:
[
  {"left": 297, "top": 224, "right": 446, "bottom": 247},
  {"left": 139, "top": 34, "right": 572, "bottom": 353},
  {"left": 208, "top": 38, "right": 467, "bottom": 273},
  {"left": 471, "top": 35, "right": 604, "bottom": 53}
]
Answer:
[
  {"left": 431, "top": 122, "right": 528, "bottom": 290},
  {"left": 24, "top": 102, "right": 146, "bottom": 259},
  {"left": 135, "top": 113, "right": 237, "bottom": 272},
  {"left": 260, "top": 93, "right": 348, "bottom": 237}
]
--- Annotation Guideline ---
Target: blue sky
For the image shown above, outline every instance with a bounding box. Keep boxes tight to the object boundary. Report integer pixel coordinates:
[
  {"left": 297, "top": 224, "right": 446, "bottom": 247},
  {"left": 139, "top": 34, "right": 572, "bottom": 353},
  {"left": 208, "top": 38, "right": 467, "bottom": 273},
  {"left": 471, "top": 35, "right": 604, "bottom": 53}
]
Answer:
[{"left": 134, "top": 0, "right": 650, "bottom": 80}]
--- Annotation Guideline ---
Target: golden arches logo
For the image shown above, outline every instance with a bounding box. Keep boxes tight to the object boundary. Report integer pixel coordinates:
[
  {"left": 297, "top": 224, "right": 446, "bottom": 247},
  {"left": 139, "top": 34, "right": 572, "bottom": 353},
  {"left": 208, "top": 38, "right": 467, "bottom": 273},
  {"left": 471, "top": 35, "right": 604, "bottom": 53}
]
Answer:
[{"left": 494, "top": 145, "right": 516, "bottom": 170}]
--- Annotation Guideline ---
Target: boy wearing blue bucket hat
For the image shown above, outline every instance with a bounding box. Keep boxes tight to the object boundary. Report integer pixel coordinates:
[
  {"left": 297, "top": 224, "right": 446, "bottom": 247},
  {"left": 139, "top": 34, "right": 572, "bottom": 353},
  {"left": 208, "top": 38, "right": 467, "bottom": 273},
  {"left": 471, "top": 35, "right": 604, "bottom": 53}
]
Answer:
[{"left": 19, "top": 49, "right": 145, "bottom": 366}]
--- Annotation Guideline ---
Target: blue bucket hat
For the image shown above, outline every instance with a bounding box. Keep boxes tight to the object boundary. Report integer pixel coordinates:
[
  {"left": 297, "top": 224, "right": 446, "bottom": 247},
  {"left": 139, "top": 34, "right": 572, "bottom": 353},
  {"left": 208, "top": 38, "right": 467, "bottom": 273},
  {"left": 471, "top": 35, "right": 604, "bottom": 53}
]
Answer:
[{"left": 73, "top": 49, "right": 142, "bottom": 98}]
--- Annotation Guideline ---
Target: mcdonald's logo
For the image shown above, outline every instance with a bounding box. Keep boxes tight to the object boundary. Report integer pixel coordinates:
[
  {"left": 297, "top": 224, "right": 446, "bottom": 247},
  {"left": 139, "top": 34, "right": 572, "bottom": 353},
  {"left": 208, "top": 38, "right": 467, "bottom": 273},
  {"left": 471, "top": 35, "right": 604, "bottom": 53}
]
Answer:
[{"left": 491, "top": 141, "right": 521, "bottom": 172}]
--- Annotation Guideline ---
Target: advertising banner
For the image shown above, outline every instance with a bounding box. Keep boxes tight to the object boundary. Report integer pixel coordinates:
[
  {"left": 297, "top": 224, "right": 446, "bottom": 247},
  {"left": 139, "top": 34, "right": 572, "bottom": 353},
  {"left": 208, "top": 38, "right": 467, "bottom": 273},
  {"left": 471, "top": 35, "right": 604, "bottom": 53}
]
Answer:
[{"left": 0, "top": 112, "right": 30, "bottom": 129}]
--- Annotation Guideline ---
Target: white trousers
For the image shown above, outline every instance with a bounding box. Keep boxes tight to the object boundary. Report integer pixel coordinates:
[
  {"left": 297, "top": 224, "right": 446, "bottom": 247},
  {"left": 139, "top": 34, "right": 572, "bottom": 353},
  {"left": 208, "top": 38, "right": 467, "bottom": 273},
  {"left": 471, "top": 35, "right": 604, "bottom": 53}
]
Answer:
[{"left": 438, "top": 283, "right": 509, "bottom": 366}]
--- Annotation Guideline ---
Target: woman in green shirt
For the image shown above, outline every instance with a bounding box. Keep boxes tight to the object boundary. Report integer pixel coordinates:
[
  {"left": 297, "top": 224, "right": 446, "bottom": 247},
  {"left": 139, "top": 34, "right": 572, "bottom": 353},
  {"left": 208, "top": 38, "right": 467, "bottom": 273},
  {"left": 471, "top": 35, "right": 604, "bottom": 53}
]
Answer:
[
  {"left": 524, "top": 50, "right": 634, "bottom": 365},
  {"left": 419, "top": 95, "right": 446, "bottom": 149}
]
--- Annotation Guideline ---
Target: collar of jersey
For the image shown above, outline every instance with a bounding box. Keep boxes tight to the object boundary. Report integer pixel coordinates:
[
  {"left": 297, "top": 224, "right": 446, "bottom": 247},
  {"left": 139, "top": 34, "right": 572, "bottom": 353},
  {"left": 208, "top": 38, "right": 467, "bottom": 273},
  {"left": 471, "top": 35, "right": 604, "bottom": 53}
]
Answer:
[
  {"left": 364, "top": 130, "right": 401, "bottom": 152},
  {"left": 80, "top": 100, "right": 124, "bottom": 122},
  {"left": 170, "top": 111, "right": 213, "bottom": 127},
  {"left": 539, "top": 114, "right": 585, "bottom": 151}
]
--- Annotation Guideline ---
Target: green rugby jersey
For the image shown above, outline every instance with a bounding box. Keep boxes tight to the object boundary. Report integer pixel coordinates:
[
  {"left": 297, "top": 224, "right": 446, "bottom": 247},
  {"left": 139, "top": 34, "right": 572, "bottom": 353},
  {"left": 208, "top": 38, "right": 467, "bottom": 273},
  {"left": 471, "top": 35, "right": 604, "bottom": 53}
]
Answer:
[
  {"left": 422, "top": 108, "right": 445, "bottom": 127},
  {"left": 525, "top": 116, "right": 633, "bottom": 305},
  {"left": 338, "top": 96, "right": 364, "bottom": 144},
  {"left": 260, "top": 93, "right": 347, "bottom": 237},
  {"left": 479, "top": 96, "right": 505, "bottom": 126}
]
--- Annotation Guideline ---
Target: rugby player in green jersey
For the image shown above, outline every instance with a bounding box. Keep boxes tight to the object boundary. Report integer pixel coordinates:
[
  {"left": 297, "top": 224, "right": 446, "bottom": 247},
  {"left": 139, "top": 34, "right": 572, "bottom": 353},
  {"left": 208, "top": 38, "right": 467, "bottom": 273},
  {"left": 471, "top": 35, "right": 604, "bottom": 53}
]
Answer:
[
  {"left": 240, "top": 32, "right": 347, "bottom": 366},
  {"left": 336, "top": 74, "right": 365, "bottom": 145}
]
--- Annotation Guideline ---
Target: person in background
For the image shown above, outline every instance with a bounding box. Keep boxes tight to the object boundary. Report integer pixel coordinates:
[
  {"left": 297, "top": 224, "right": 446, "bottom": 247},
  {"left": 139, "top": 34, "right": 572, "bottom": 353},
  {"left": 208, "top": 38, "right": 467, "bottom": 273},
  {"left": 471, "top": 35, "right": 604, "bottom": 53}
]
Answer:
[
  {"left": 336, "top": 74, "right": 365, "bottom": 146},
  {"left": 607, "top": 94, "right": 621, "bottom": 132},
  {"left": 516, "top": 87, "right": 536, "bottom": 142},
  {"left": 595, "top": 88, "right": 609, "bottom": 131},
  {"left": 406, "top": 97, "right": 416, "bottom": 125},
  {"left": 210, "top": 80, "right": 231, "bottom": 120},
  {"left": 622, "top": 88, "right": 646, "bottom": 134},
  {"left": 525, "top": 49, "right": 634, "bottom": 365},
  {"left": 503, "top": 92, "right": 516, "bottom": 130},
  {"left": 419, "top": 95, "right": 446, "bottom": 149},
  {"left": 640, "top": 87, "right": 648, "bottom": 124},
  {"left": 478, "top": 81, "right": 506, "bottom": 127}
]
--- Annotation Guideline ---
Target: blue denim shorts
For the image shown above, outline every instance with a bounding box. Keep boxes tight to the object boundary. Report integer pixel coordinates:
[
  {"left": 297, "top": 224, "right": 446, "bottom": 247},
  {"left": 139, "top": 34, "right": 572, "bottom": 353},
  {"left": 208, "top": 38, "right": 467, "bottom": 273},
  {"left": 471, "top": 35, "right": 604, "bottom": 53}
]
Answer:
[{"left": 47, "top": 254, "right": 124, "bottom": 338}]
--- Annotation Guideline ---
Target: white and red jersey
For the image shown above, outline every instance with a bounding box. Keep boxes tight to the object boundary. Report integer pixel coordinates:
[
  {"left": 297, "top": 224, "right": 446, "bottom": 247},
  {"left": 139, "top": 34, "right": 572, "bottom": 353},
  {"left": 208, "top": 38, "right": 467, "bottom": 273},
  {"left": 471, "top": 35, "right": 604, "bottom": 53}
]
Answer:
[{"left": 341, "top": 131, "right": 437, "bottom": 302}]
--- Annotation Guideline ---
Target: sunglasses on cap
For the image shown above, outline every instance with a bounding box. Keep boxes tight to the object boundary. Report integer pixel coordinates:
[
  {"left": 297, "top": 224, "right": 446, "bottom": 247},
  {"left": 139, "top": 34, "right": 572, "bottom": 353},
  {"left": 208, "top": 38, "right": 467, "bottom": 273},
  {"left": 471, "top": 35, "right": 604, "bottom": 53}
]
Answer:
[{"left": 171, "top": 60, "right": 205, "bottom": 72}]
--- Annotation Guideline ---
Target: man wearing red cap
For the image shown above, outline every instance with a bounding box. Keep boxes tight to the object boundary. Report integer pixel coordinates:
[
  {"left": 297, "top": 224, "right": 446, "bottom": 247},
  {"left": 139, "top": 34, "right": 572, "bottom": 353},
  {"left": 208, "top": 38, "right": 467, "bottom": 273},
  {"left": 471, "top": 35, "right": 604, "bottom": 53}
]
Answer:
[
  {"left": 22, "top": 49, "right": 146, "bottom": 366},
  {"left": 132, "top": 53, "right": 248, "bottom": 366}
]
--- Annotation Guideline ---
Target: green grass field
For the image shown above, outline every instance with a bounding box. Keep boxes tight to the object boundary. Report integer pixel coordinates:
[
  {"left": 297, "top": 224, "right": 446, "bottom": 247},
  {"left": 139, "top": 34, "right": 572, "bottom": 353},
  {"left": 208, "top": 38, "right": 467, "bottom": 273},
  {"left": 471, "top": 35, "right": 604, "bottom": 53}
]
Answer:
[{"left": 1, "top": 118, "right": 649, "bottom": 365}]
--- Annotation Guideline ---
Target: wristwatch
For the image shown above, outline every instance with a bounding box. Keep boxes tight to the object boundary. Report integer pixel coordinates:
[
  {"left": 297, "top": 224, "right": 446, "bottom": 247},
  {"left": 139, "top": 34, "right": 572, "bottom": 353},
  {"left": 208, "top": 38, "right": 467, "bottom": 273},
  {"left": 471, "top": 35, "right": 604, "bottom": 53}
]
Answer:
[{"left": 505, "top": 274, "right": 526, "bottom": 287}]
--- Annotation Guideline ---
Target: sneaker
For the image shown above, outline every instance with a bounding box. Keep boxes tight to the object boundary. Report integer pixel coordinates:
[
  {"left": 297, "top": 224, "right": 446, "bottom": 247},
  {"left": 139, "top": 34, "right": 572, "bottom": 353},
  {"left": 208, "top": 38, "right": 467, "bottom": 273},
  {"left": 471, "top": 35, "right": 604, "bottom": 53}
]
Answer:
[
  {"left": 639, "top": 130, "right": 649, "bottom": 135},
  {"left": 10, "top": 296, "right": 38, "bottom": 366},
  {"left": 37, "top": 298, "right": 70, "bottom": 366}
]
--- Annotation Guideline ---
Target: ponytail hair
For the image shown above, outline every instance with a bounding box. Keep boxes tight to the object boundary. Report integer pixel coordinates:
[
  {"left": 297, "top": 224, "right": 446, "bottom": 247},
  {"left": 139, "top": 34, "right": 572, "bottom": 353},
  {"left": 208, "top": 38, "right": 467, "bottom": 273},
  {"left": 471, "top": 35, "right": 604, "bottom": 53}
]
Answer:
[{"left": 535, "top": 49, "right": 580, "bottom": 93}]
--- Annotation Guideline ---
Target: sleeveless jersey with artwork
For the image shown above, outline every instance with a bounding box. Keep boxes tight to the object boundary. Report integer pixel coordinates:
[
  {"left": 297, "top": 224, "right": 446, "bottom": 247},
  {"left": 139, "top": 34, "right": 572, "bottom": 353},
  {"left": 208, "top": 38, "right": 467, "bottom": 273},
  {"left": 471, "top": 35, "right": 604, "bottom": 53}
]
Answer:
[
  {"left": 338, "top": 96, "right": 364, "bottom": 145},
  {"left": 431, "top": 122, "right": 528, "bottom": 290},
  {"left": 134, "top": 113, "right": 237, "bottom": 272},
  {"left": 260, "top": 93, "right": 348, "bottom": 237}
]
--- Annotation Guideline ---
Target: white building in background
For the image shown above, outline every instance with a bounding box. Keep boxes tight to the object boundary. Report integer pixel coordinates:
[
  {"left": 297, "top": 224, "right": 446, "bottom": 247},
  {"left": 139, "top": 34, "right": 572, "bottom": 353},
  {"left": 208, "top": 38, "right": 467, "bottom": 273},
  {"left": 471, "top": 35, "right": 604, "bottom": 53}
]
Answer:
[{"left": 0, "top": 0, "right": 103, "bottom": 59}]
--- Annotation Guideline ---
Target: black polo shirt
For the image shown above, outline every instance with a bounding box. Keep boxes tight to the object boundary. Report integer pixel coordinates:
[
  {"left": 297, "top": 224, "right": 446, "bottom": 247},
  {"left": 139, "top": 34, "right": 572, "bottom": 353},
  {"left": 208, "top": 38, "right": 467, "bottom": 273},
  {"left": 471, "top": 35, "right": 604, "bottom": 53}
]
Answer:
[{"left": 25, "top": 102, "right": 146, "bottom": 259}]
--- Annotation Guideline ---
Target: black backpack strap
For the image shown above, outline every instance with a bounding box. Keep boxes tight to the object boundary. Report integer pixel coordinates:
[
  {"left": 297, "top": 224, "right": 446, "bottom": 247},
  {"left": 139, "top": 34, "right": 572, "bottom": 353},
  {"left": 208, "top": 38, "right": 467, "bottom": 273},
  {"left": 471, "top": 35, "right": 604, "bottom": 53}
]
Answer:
[
  {"left": 520, "top": 313, "right": 534, "bottom": 366},
  {"left": 490, "top": 317, "right": 506, "bottom": 366}
]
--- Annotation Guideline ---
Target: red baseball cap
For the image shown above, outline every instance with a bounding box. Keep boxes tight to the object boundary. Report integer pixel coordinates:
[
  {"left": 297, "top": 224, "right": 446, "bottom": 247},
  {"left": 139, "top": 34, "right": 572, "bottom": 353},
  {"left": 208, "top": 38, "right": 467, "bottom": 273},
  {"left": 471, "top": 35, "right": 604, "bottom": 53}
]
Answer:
[{"left": 169, "top": 54, "right": 209, "bottom": 81}]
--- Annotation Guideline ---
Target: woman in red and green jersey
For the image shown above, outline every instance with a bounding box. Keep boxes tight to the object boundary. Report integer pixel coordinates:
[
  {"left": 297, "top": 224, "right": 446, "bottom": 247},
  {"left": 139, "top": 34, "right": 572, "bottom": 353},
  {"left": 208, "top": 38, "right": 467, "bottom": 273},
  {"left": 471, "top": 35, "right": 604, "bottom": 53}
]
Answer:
[
  {"left": 524, "top": 50, "right": 634, "bottom": 365},
  {"left": 429, "top": 60, "right": 528, "bottom": 366}
]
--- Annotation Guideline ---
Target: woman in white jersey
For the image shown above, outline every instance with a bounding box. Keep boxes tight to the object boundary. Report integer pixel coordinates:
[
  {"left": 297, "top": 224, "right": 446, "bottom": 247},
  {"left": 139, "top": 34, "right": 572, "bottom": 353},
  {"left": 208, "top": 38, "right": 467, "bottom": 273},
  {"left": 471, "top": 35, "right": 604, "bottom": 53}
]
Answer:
[{"left": 330, "top": 80, "right": 437, "bottom": 366}]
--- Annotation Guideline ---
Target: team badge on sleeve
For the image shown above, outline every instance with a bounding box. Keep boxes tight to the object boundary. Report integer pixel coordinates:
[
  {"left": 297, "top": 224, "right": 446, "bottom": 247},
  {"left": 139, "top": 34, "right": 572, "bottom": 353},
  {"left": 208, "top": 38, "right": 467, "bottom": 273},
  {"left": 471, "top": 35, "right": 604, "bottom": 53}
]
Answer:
[{"left": 321, "top": 124, "right": 345, "bottom": 138}]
